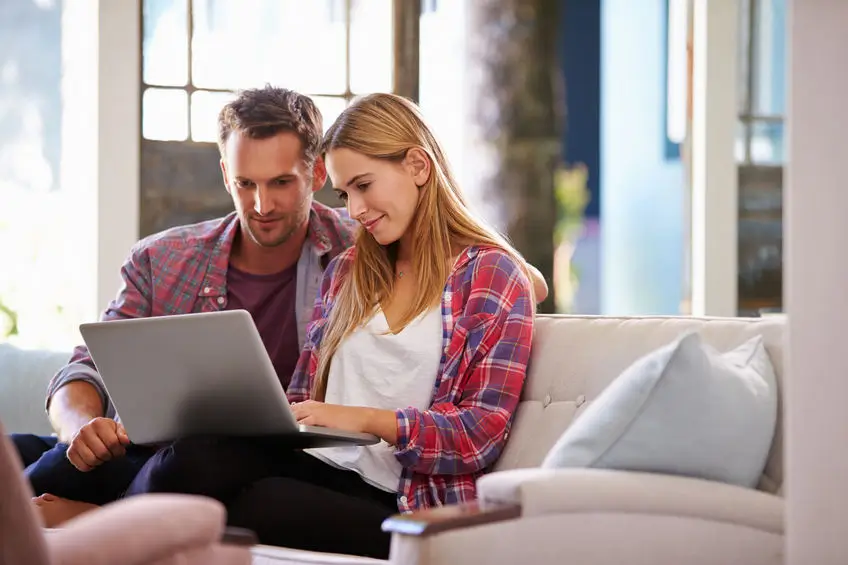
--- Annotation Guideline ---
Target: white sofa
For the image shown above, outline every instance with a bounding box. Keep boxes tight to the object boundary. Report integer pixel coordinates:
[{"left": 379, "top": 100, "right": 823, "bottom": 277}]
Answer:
[
  {"left": 0, "top": 343, "right": 68, "bottom": 435},
  {"left": 257, "top": 314, "right": 785, "bottom": 565}
]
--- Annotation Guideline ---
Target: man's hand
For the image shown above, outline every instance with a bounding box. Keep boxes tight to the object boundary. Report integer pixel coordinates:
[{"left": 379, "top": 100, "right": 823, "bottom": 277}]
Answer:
[
  {"left": 291, "top": 400, "right": 398, "bottom": 444},
  {"left": 66, "top": 417, "right": 130, "bottom": 472}
]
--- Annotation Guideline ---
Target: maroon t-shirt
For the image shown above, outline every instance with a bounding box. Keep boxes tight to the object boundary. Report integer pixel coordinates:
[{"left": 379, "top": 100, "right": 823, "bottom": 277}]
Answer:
[{"left": 226, "top": 263, "right": 301, "bottom": 390}]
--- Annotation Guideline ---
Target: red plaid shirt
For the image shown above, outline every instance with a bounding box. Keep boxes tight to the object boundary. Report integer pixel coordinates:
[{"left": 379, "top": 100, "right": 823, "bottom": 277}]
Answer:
[
  {"left": 288, "top": 245, "right": 535, "bottom": 513},
  {"left": 46, "top": 202, "right": 355, "bottom": 418}
]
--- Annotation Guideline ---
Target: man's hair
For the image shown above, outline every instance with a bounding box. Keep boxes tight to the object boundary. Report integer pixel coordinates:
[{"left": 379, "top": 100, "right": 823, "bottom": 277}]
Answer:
[{"left": 217, "top": 85, "right": 323, "bottom": 165}]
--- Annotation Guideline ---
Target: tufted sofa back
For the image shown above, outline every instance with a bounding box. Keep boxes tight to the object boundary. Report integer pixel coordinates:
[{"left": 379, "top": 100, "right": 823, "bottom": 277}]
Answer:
[{"left": 495, "top": 315, "right": 785, "bottom": 494}]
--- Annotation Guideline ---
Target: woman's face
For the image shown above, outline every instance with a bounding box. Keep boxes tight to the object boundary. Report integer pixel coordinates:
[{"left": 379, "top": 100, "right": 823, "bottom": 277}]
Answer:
[{"left": 325, "top": 147, "right": 430, "bottom": 246}]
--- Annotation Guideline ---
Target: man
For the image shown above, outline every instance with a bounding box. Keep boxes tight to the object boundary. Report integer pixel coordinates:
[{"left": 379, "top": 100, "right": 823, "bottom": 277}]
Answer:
[
  {"left": 13, "top": 85, "right": 550, "bottom": 527},
  {"left": 12, "top": 85, "right": 356, "bottom": 525}
]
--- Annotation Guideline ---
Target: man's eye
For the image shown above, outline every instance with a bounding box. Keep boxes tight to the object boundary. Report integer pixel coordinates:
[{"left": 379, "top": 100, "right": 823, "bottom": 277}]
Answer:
[
  {"left": 236, "top": 179, "right": 254, "bottom": 189},
  {"left": 275, "top": 178, "right": 290, "bottom": 185}
]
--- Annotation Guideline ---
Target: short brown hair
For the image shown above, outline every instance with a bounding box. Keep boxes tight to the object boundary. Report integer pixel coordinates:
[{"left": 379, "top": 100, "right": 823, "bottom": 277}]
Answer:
[{"left": 217, "top": 85, "right": 323, "bottom": 165}]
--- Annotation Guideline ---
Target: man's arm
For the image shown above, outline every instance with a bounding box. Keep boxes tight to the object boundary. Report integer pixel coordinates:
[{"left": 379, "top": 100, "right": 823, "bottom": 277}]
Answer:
[
  {"left": 45, "top": 245, "right": 153, "bottom": 440},
  {"left": 48, "top": 382, "right": 105, "bottom": 443}
]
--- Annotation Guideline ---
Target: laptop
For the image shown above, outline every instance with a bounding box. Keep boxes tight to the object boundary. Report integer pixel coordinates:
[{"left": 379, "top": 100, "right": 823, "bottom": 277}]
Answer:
[{"left": 78, "top": 309, "right": 379, "bottom": 448}]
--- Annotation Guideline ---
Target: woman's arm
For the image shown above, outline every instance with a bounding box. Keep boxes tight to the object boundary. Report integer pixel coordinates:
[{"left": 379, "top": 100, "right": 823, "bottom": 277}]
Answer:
[{"left": 392, "top": 249, "right": 534, "bottom": 475}]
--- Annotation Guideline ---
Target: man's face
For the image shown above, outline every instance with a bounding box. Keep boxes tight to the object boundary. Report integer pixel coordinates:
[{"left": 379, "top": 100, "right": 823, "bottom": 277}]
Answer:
[{"left": 220, "top": 131, "right": 325, "bottom": 248}]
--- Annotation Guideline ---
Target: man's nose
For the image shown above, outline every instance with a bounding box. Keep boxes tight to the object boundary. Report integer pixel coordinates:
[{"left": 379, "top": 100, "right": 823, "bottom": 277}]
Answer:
[{"left": 253, "top": 184, "right": 273, "bottom": 215}]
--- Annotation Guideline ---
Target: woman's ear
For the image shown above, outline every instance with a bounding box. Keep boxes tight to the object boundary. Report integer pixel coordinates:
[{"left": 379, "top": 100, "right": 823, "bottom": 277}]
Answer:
[{"left": 404, "top": 147, "right": 431, "bottom": 187}]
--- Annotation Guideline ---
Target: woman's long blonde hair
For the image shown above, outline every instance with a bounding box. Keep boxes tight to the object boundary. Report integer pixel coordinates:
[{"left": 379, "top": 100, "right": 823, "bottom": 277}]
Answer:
[{"left": 313, "top": 93, "right": 534, "bottom": 400}]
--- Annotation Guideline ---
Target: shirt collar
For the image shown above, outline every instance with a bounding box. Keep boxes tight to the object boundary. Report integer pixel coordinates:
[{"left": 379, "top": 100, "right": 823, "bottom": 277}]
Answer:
[{"left": 199, "top": 206, "right": 337, "bottom": 297}]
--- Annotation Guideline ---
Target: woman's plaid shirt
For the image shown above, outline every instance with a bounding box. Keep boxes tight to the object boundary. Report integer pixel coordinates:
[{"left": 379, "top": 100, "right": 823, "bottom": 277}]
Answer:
[{"left": 288, "top": 245, "right": 535, "bottom": 513}]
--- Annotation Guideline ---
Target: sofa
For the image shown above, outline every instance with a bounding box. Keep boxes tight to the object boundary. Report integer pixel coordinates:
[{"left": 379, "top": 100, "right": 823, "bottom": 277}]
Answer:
[
  {"left": 0, "top": 342, "right": 68, "bottom": 435},
  {"left": 1, "top": 314, "right": 785, "bottom": 565},
  {"left": 256, "top": 314, "right": 785, "bottom": 565}
]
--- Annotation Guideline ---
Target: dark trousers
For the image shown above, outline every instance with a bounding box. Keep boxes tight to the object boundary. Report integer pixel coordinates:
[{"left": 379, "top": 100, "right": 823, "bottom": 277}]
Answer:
[
  {"left": 126, "top": 436, "right": 398, "bottom": 559},
  {"left": 11, "top": 433, "right": 156, "bottom": 506}
]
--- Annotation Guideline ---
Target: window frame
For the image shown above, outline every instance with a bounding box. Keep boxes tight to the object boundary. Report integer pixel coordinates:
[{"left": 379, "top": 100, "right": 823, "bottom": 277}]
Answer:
[{"left": 139, "top": 0, "right": 359, "bottom": 143}]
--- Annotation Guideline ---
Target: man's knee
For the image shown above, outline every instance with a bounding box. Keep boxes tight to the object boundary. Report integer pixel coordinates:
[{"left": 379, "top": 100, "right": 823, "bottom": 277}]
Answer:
[
  {"left": 127, "top": 436, "right": 223, "bottom": 495},
  {"left": 10, "top": 434, "right": 58, "bottom": 469},
  {"left": 126, "top": 436, "right": 275, "bottom": 500}
]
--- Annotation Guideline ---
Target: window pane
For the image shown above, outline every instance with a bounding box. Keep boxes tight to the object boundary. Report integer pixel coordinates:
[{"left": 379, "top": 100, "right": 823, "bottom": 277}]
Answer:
[
  {"left": 749, "top": 120, "right": 784, "bottom": 165},
  {"left": 735, "top": 121, "right": 749, "bottom": 163},
  {"left": 191, "top": 90, "right": 236, "bottom": 143},
  {"left": 737, "top": 166, "right": 783, "bottom": 316},
  {"left": 143, "top": 88, "right": 188, "bottom": 141},
  {"left": 142, "top": 0, "right": 188, "bottom": 86},
  {"left": 192, "top": 0, "right": 346, "bottom": 94},
  {"left": 751, "top": 0, "right": 787, "bottom": 116},
  {"left": 0, "top": 0, "right": 89, "bottom": 349},
  {"left": 312, "top": 96, "right": 348, "bottom": 133},
  {"left": 350, "top": 0, "right": 393, "bottom": 94},
  {"left": 737, "top": 0, "right": 751, "bottom": 115},
  {"left": 419, "top": 0, "right": 465, "bottom": 179}
]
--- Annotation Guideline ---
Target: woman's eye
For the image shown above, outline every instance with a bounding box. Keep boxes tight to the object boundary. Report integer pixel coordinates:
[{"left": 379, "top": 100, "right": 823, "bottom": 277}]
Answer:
[
  {"left": 334, "top": 190, "right": 348, "bottom": 201},
  {"left": 357, "top": 182, "right": 370, "bottom": 191}
]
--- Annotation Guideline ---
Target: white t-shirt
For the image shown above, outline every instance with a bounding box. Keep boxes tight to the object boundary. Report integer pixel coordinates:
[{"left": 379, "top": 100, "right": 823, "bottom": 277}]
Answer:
[{"left": 305, "top": 306, "right": 443, "bottom": 492}]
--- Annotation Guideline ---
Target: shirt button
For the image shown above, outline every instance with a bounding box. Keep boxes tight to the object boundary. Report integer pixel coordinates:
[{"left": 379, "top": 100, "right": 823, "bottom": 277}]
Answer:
[
  {"left": 217, "top": 297, "right": 225, "bottom": 305},
  {"left": 399, "top": 495, "right": 408, "bottom": 504},
  {"left": 543, "top": 394, "right": 552, "bottom": 407},
  {"left": 203, "top": 286, "right": 211, "bottom": 294}
]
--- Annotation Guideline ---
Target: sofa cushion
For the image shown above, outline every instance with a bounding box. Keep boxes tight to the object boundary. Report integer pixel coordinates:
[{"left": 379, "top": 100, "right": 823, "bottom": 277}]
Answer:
[
  {"left": 0, "top": 343, "right": 69, "bottom": 435},
  {"left": 540, "top": 332, "right": 778, "bottom": 488}
]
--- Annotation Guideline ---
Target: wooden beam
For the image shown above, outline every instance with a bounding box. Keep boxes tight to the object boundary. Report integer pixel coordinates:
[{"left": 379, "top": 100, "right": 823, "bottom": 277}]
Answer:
[{"left": 392, "top": 0, "right": 421, "bottom": 102}]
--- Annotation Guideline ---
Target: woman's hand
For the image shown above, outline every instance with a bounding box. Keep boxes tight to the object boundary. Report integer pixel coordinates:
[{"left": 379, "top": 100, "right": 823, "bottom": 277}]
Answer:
[{"left": 291, "top": 400, "right": 398, "bottom": 444}]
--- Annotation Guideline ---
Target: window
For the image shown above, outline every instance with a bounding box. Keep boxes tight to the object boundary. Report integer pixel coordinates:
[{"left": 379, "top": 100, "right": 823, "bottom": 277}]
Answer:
[
  {"left": 736, "top": 0, "right": 786, "bottom": 316},
  {"left": 0, "top": 1, "right": 97, "bottom": 348},
  {"left": 141, "top": 0, "right": 394, "bottom": 142},
  {"left": 736, "top": 0, "right": 786, "bottom": 165}
]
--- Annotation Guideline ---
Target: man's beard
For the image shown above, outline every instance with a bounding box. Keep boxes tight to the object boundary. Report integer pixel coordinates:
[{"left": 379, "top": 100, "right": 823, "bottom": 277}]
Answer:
[{"left": 244, "top": 211, "right": 304, "bottom": 248}]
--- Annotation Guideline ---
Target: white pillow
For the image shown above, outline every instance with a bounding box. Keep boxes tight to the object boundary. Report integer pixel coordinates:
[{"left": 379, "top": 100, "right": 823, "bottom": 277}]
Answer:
[{"left": 541, "top": 332, "right": 778, "bottom": 488}]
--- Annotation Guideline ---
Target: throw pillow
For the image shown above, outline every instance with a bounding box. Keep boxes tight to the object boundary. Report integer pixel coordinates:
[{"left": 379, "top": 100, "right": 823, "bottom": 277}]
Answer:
[{"left": 541, "top": 332, "right": 778, "bottom": 488}]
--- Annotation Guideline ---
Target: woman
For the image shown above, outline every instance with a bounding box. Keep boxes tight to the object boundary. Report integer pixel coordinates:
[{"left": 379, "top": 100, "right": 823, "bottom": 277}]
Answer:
[{"left": 225, "top": 93, "right": 536, "bottom": 558}]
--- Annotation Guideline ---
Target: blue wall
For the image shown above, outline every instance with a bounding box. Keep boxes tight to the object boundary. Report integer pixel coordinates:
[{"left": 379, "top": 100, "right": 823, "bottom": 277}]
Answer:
[
  {"left": 600, "top": 0, "right": 685, "bottom": 314},
  {"left": 560, "top": 0, "right": 601, "bottom": 218}
]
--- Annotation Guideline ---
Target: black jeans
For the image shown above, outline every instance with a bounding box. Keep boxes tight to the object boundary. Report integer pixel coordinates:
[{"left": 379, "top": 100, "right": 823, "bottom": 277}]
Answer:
[
  {"left": 127, "top": 436, "right": 398, "bottom": 559},
  {"left": 11, "top": 433, "right": 156, "bottom": 506}
]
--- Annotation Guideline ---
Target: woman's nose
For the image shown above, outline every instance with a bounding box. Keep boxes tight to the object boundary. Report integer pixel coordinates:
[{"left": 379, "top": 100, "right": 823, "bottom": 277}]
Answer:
[{"left": 347, "top": 191, "right": 367, "bottom": 219}]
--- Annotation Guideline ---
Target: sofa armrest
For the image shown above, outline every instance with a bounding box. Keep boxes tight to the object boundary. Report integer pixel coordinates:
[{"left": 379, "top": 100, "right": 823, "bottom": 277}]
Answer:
[
  {"left": 221, "top": 526, "right": 258, "bottom": 546},
  {"left": 382, "top": 501, "right": 520, "bottom": 537},
  {"left": 46, "top": 494, "right": 242, "bottom": 565},
  {"left": 383, "top": 468, "right": 783, "bottom": 540},
  {"left": 477, "top": 468, "right": 783, "bottom": 534}
]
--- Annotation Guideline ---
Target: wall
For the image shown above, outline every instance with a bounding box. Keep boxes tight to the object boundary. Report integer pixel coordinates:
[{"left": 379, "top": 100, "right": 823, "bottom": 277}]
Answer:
[
  {"left": 600, "top": 0, "right": 685, "bottom": 314},
  {"left": 785, "top": 1, "right": 848, "bottom": 562},
  {"left": 560, "top": 0, "right": 602, "bottom": 314}
]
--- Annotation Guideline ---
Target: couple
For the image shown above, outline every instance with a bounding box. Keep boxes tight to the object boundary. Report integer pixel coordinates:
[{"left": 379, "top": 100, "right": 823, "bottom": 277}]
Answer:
[{"left": 12, "top": 86, "right": 544, "bottom": 558}]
